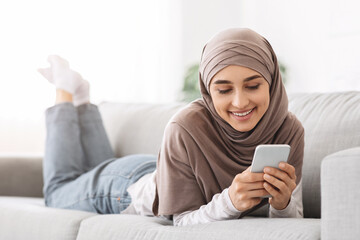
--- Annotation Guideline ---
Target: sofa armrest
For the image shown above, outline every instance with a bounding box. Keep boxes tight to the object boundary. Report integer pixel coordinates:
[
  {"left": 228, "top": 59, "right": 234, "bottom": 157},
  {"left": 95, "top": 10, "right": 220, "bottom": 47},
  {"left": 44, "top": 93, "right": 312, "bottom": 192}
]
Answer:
[
  {"left": 321, "top": 147, "right": 360, "bottom": 240},
  {"left": 0, "top": 154, "right": 44, "bottom": 198}
]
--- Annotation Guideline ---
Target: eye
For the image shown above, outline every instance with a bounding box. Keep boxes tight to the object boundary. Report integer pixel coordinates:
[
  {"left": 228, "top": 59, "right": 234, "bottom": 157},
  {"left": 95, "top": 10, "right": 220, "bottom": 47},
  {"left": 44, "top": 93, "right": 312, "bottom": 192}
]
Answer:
[
  {"left": 246, "top": 84, "right": 260, "bottom": 90},
  {"left": 217, "top": 89, "right": 232, "bottom": 94}
]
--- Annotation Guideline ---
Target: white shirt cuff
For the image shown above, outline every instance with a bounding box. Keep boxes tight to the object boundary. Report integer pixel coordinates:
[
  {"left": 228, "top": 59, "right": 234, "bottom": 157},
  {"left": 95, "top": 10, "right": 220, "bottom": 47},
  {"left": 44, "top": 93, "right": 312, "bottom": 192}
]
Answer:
[
  {"left": 269, "top": 196, "right": 295, "bottom": 218},
  {"left": 223, "top": 188, "right": 242, "bottom": 215}
]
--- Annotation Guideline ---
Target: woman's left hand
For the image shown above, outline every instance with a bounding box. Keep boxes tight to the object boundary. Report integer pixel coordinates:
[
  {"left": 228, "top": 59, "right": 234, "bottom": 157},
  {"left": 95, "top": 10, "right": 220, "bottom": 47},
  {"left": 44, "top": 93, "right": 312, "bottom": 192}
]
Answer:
[{"left": 263, "top": 162, "right": 297, "bottom": 210}]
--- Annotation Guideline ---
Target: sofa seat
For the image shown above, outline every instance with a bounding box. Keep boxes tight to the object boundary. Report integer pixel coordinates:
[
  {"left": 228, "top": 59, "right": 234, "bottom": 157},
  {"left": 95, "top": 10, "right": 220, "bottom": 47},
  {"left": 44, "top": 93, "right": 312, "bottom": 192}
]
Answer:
[
  {"left": 0, "top": 197, "right": 96, "bottom": 240},
  {"left": 0, "top": 196, "right": 320, "bottom": 240},
  {"left": 77, "top": 215, "right": 320, "bottom": 240}
]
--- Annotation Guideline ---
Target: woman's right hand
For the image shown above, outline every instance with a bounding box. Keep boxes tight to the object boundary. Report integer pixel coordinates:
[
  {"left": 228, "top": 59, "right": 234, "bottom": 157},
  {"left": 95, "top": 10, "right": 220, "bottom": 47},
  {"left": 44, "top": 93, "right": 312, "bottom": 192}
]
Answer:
[{"left": 228, "top": 166, "right": 269, "bottom": 212}]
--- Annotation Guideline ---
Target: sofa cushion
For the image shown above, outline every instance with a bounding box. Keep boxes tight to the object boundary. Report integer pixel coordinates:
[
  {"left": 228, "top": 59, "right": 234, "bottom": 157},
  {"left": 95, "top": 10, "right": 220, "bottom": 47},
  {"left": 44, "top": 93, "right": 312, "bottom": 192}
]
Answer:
[
  {"left": 321, "top": 147, "right": 360, "bottom": 240},
  {"left": 0, "top": 197, "right": 96, "bottom": 240},
  {"left": 288, "top": 91, "right": 360, "bottom": 218},
  {"left": 76, "top": 214, "right": 320, "bottom": 240}
]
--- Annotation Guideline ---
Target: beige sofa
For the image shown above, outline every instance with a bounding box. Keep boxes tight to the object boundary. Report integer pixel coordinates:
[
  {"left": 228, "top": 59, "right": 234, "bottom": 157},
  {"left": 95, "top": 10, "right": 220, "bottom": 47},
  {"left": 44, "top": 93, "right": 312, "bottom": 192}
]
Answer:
[{"left": 1, "top": 91, "right": 360, "bottom": 240}]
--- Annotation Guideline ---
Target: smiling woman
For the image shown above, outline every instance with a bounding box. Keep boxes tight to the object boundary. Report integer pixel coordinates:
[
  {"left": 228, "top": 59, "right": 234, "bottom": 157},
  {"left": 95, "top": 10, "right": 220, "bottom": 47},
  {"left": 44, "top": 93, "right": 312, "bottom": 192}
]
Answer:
[
  {"left": 154, "top": 28, "right": 305, "bottom": 226},
  {"left": 209, "top": 65, "right": 270, "bottom": 132}
]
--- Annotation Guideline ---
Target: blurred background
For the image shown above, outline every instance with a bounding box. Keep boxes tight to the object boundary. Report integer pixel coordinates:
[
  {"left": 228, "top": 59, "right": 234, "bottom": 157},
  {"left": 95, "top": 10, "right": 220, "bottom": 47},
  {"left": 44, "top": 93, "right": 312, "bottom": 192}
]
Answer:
[{"left": 1, "top": 0, "right": 360, "bottom": 154}]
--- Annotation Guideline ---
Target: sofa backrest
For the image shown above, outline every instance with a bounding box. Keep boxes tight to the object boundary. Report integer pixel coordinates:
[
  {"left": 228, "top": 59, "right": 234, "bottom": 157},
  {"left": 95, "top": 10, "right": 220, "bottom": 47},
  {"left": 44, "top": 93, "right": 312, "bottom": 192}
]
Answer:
[
  {"left": 99, "top": 91, "right": 360, "bottom": 219},
  {"left": 99, "top": 102, "right": 186, "bottom": 157},
  {"left": 288, "top": 91, "right": 360, "bottom": 218}
]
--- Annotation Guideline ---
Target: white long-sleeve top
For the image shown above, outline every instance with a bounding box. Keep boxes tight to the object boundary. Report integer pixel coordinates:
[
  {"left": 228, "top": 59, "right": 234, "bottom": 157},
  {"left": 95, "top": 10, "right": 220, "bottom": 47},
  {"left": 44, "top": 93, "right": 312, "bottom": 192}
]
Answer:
[{"left": 121, "top": 170, "right": 303, "bottom": 226}]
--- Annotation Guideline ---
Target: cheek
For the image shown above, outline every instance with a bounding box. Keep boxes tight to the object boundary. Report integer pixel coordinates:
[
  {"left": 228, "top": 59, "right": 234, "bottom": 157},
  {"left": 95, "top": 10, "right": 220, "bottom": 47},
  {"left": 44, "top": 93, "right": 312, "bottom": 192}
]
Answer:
[
  {"left": 210, "top": 92, "right": 231, "bottom": 114},
  {"left": 253, "top": 91, "right": 270, "bottom": 111},
  {"left": 213, "top": 97, "right": 228, "bottom": 113}
]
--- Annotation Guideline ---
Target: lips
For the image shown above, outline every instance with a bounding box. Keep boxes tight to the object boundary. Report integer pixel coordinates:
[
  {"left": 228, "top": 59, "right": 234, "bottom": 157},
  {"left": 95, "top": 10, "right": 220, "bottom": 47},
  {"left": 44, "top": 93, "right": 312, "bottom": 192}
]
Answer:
[
  {"left": 232, "top": 108, "right": 254, "bottom": 117},
  {"left": 229, "top": 107, "right": 256, "bottom": 122}
]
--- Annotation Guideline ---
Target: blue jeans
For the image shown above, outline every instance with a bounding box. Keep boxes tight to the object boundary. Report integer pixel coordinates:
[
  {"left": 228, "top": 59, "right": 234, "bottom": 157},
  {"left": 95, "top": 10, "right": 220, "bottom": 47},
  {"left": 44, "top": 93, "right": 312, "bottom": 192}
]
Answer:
[{"left": 43, "top": 102, "right": 157, "bottom": 214}]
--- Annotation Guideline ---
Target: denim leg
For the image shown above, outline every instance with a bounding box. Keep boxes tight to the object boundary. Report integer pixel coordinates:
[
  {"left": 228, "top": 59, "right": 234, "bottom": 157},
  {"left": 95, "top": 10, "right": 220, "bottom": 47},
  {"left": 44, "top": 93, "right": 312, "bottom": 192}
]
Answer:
[
  {"left": 43, "top": 102, "right": 86, "bottom": 199},
  {"left": 46, "top": 154, "right": 157, "bottom": 214},
  {"left": 76, "top": 103, "right": 115, "bottom": 171},
  {"left": 43, "top": 103, "right": 157, "bottom": 214}
]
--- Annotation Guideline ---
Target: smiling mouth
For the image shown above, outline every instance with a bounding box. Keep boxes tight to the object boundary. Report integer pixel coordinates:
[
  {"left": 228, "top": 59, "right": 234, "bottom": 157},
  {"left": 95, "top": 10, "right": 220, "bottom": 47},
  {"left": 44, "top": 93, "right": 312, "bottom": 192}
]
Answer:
[{"left": 231, "top": 108, "right": 254, "bottom": 117}]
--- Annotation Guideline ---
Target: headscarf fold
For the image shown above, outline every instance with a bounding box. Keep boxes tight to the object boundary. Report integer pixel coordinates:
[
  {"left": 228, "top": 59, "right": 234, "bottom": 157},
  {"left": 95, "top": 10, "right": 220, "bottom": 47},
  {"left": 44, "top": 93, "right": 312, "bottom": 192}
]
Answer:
[{"left": 153, "top": 28, "right": 304, "bottom": 216}]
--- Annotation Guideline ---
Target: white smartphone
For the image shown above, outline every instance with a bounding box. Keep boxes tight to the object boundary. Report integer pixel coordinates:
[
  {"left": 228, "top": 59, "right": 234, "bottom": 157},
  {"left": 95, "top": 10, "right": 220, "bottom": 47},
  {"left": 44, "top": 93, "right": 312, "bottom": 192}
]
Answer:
[{"left": 250, "top": 144, "right": 291, "bottom": 198}]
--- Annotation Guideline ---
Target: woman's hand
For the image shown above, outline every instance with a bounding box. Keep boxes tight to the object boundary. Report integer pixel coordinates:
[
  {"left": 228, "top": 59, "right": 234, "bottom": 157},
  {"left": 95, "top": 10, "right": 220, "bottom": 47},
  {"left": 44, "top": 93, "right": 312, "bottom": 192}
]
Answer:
[
  {"left": 263, "top": 162, "right": 297, "bottom": 210},
  {"left": 228, "top": 166, "right": 269, "bottom": 212}
]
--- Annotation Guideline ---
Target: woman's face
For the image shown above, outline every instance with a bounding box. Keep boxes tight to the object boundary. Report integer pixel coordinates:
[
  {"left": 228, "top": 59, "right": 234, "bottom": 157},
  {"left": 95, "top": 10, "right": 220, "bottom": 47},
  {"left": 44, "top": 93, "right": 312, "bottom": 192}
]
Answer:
[{"left": 209, "top": 65, "right": 270, "bottom": 132}]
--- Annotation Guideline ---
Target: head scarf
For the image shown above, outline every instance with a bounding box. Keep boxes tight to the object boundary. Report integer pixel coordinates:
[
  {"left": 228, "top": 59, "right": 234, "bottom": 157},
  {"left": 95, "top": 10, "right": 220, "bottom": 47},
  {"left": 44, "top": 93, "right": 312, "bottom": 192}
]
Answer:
[
  {"left": 199, "top": 28, "right": 294, "bottom": 159},
  {"left": 153, "top": 28, "right": 304, "bottom": 217}
]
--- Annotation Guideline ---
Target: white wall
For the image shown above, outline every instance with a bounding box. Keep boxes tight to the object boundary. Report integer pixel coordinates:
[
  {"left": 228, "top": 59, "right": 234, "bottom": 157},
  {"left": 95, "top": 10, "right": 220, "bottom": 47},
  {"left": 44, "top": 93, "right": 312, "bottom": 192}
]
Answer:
[
  {"left": 240, "top": 0, "right": 360, "bottom": 94},
  {"left": 0, "top": 0, "right": 244, "bottom": 154},
  {"left": 0, "top": 0, "right": 183, "bottom": 154},
  {"left": 181, "top": 0, "right": 242, "bottom": 70}
]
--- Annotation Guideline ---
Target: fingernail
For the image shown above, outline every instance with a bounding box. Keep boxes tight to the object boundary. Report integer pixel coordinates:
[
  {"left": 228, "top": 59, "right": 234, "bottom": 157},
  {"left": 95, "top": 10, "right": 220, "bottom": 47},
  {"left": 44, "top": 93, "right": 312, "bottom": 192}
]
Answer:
[
  {"left": 280, "top": 163, "right": 285, "bottom": 168},
  {"left": 264, "top": 168, "right": 271, "bottom": 173},
  {"left": 264, "top": 174, "right": 270, "bottom": 180}
]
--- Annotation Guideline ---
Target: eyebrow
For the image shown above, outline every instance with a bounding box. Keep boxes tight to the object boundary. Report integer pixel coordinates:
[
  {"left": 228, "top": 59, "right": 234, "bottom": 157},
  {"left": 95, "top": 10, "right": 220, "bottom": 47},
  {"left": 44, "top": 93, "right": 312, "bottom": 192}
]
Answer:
[{"left": 213, "top": 74, "right": 263, "bottom": 84}]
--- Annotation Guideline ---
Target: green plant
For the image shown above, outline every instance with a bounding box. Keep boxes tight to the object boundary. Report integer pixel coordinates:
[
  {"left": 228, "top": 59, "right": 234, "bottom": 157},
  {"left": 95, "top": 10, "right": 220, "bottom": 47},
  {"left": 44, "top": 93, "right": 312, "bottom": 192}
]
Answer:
[
  {"left": 279, "top": 61, "right": 287, "bottom": 85},
  {"left": 180, "top": 64, "right": 201, "bottom": 102}
]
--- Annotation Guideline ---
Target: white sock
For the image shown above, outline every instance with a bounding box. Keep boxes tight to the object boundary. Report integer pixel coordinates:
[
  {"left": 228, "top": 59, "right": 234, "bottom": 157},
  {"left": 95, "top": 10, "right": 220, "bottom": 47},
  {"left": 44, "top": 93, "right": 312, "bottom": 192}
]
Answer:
[
  {"left": 39, "top": 55, "right": 84, "bottom": 94},
  {"left": 73, "top": 79, "right": 90, "bottom": 107},
  {"left": 38, "top": 55, "right": 90, "bottom": 105}
]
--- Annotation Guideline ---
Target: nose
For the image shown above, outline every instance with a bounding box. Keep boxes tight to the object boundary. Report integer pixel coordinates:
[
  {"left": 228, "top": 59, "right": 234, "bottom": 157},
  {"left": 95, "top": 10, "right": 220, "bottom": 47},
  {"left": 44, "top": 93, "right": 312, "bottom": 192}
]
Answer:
[{"left": 232, "top": 91, "right": 249, "bottom": 109}]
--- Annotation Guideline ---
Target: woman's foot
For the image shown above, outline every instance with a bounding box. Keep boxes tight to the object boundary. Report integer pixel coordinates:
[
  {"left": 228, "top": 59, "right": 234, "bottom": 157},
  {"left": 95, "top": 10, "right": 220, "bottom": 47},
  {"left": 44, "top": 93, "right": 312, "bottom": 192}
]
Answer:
[{"left": 38, "top": 55, "right": 90, "bottom": 106}]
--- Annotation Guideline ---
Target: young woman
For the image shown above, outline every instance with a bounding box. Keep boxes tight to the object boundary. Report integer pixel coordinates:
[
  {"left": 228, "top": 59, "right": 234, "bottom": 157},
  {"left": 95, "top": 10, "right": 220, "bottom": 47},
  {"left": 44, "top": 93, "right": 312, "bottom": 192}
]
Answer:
[{"left": 40, "top": 28, "right": 304, "bottom": 227}]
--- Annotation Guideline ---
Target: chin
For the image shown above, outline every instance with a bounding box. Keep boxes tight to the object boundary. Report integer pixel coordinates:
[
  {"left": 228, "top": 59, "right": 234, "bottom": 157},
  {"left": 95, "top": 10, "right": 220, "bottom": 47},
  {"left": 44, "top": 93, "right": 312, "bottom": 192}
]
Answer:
[
  {"left": 230, "top": 121, "right": 257, "bottom": 132},
  {"left": 234, "top": 125, "right": 254, "bottom": 132}
]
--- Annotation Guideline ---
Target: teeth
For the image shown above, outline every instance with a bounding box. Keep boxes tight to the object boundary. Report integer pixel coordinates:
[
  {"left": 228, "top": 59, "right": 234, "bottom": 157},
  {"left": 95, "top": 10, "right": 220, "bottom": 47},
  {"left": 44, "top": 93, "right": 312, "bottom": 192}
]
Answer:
[{"left": 233, "top": 108, "right": 253, "bottom": 117}]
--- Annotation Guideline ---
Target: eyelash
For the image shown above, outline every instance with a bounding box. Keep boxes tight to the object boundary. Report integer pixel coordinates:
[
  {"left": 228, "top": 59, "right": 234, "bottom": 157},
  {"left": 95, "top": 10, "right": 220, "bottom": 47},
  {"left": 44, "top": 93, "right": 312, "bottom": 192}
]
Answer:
[
  {"left": 218, "top": 89, "right": 232, "bottom": 94},
  {"left": 217, "top": 85, "right": 260, "bottom": 94},
  {"left": 247, "top": 85, "right": 260, "bottom": 90}
]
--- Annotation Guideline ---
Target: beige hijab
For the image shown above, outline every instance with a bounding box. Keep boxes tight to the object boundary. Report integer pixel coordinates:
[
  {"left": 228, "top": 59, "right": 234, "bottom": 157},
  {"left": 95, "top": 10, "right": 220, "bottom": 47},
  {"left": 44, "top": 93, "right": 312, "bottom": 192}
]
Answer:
[{"left": 153, "top": 28, "right": 304, "bottom": 216}]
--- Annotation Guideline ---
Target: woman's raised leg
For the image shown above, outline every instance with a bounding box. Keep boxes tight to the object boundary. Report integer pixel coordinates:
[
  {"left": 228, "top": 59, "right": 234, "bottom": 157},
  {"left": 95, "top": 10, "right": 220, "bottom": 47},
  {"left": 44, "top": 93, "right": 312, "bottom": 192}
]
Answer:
[
  {"left": 76, "top": 103, "right": 115, "bottom": 171},
  {"left": 40, "top": 55, "right": 156, "bottom": 214},
  {"left": 43, "top": 90, "right": 156, "bottom": 214},
  {"left": 43, "top": 90, "right": 86, "bottom": 201},
  {"left": 39, "top": 55, "right": 93, "bottom": 202}
]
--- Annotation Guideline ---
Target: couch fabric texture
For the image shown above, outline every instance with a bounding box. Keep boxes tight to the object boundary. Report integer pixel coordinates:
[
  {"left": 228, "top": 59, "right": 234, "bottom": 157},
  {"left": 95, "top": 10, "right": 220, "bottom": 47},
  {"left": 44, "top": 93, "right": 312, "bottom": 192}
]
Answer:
[{"left": 0, "top": 91, "right": 360, "bottom": 240}]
